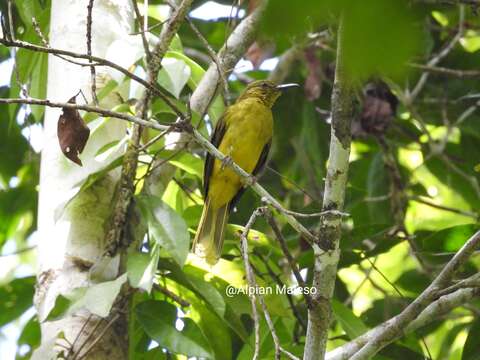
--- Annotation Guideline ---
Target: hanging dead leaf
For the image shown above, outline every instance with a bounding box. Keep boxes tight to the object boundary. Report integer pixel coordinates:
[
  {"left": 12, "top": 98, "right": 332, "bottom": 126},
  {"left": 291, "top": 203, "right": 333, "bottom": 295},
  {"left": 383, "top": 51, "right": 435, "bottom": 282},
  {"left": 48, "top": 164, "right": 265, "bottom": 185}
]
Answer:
[
  {"left": 304, "top": 47, "right": 323, "bottom": 101},
  {"left": 57, "top": 95, "right": 90, "bottom": 166},
  {"left": 357, "top": 81, "right": 398, "bottom": 137},
  {"left": 246, "top": 41, "right": 275, "bottom": 69}
]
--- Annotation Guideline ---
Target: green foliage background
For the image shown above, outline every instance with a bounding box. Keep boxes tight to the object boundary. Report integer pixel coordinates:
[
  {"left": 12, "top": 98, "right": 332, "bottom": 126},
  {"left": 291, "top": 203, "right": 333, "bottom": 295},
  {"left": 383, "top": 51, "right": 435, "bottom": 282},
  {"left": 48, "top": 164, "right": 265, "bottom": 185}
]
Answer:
[{"left": 1, "top": 0, "right": 480, "bottom": 359}]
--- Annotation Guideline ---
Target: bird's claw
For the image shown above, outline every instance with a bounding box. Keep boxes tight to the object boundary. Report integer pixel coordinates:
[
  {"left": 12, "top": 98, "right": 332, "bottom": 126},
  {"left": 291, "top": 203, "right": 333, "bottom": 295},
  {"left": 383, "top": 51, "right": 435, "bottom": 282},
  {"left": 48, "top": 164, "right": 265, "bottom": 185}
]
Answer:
[
  {"left": 244, "top": 175, "right": 257, "bottom": 186},
  {"left": 221, "top": 156, "right": 233, "bottom": 170}
]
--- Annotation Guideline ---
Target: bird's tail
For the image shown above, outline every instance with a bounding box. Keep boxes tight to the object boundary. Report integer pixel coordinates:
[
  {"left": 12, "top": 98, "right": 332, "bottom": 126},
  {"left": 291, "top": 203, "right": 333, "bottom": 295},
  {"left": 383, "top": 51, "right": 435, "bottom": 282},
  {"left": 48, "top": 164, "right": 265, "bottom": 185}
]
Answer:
[{"left": 192, "top": 197, "right": 229, "bottom": 265}]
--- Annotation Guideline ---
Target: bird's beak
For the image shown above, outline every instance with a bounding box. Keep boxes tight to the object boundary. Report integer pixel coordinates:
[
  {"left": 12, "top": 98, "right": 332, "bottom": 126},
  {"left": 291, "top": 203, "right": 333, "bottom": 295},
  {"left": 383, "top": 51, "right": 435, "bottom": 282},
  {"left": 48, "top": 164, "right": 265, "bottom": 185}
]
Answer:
[{"left": 276, "top": 83, "right": 300, "bottom": 91}]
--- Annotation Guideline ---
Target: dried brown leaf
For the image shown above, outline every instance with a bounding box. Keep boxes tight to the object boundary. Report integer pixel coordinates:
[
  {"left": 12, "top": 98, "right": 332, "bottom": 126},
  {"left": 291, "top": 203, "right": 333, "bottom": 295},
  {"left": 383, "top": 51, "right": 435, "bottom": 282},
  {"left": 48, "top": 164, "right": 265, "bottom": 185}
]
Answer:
[{"left": 57, "top": 96, "right": 90, "bottom": 166}]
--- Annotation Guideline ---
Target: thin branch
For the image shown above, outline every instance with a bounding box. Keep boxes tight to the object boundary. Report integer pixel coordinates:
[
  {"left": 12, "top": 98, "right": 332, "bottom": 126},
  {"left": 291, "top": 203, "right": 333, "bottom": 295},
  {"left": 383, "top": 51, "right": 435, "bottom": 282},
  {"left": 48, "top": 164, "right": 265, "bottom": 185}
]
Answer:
[
  {"left": 327, "top": 287, "right": 480, "bottom": 360},
  {"left": 131, "top": 0, "right": 151, "bottom": 60},
  {"left": 264, "top": 209, "right": 310, "bottom": 302},
  {"left": 239, "top": 208, "right": 300, "bottom": 360},
  {"left": 184, "top": 15, "right": 230, "bottom": 104},
  {"left": 409, "top": 63, "right": 480, "bottom": 78},
  {"left": 189, "top": 1, "right": 267, "bottom": 115},
  {"left": 0, "top": 97, "right": 318, "bottom": 250},
  {"left": 350, "top": 230, "right": 480, "bottom": 359},
  {"left": 410, "top": 195, "right": 478, "bottom": 219},
  {"left": 239, "top": 208, "right": 264, "bottom": 360},
  {"left": 408, "top": 5, "right": 465, "bottom": 102},
  {"left": 0, "top": 38, "right": 184, "bottom": 118},
  {"left": 191, "top": 126, "right": 319, "bottom": 247},
  {"left": 0, "top": 97, "right": 168, "bottom": 131},
  {"left": 153, "top": 284, "right": 191, "bottom": 307},
  {"left": 440, "top": 153, "right": 480, "bottom": 198},
  {"left": 0, "top": 246, "right": 36, "bottom": 257},
  {"left": 104, "top": 0, "right": 194, "bottom": 256},
  {"left": 86, "top": 0, "right": 98, "bottom": 105},
  {"left": 74, "top": 314, "right": 120, "bottom": 360},
  {"left": 254, "top": 249, "right": 307, "bottom": 333}
]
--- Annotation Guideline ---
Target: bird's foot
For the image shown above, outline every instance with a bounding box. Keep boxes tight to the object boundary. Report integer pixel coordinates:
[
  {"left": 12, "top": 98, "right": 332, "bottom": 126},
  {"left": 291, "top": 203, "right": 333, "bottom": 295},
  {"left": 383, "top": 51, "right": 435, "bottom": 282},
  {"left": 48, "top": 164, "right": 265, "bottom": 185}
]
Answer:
[
  {"left": 221, "top": 156, "right": 233, "bottom": 170},
  {"left": 244, "top": 175, "right": 258, "bottom": 186}
]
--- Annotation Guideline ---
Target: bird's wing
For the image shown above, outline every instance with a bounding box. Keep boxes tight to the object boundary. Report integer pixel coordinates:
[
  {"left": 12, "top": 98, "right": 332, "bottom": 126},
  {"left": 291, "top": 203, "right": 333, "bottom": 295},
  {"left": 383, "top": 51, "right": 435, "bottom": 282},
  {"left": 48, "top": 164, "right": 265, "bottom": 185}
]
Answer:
[
  {"left": 204, "top": 116, "right": 227, "bottom": 197},
  {"left": 228, "top": 140, "right": 271, "bottom": 212}
]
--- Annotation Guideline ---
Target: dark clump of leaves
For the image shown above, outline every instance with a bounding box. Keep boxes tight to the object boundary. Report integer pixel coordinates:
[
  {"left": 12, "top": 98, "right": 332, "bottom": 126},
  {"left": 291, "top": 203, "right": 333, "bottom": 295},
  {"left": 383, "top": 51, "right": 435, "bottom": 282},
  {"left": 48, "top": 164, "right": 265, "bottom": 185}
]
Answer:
[
  {"left": 57, "top": 95, "right": 90, "bottom": 166},
  {"left": 352, "top": 81, "right": 398, "bottom": 137},
  {"left": 261, "top": 0, "right": 424, "bottom": 81}
]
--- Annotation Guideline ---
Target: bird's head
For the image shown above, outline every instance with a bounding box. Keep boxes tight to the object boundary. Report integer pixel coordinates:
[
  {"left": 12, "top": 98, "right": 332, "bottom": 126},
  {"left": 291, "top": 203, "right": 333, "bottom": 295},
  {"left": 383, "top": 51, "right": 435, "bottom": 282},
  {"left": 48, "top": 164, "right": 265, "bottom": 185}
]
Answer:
[{"left": 237, "top": 80, "right": 299, "bottom": 108}]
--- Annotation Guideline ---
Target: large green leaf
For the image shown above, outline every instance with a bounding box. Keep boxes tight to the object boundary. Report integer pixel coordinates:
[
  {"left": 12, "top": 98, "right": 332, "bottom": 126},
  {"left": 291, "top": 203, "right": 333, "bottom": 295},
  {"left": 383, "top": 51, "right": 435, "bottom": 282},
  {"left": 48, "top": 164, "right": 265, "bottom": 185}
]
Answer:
[
  {"left": 157, "top": 58, "right": 191, "bottom": 98},
  {"left": 137, "top": 195, "right": 190, "bottom": 267},
  {"left": 462, "top": 319, "right": 480, "bottom": 360},
  {"left": 332, "top": 299, "right": 368, "bottom": 339},
  {"left": 135, "top": 300, "right": 213, "bottom": 358},
  {"left": 0, "top": 276, "right": 35, "bottom": 326},
  {"left": 127, "top": 245, "right": 160, "bottom": 292},
  {"left": 16, "top": 315, "right": 41, "bottom": 360},
  {"left": 44, "top": 274, "right": 127, "bottom": 322},
  {"left": 0, "top": 87, "right": 29, "bottom": 185}
]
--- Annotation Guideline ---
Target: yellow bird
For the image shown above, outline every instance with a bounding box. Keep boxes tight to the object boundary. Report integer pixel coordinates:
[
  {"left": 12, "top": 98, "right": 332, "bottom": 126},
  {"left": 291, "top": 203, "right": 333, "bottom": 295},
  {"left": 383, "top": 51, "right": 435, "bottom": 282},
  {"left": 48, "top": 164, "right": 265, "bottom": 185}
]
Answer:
[{"left": 193, "top": 80, "right": 298, "bottom": 264}]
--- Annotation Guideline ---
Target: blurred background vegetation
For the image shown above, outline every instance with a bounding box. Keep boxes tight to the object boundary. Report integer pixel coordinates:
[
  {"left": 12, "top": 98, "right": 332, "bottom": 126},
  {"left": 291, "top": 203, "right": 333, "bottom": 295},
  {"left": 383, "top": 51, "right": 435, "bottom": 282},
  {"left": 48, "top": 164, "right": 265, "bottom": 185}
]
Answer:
[{"left": 1, "top": 0, "right": 480, "bottom": 359}]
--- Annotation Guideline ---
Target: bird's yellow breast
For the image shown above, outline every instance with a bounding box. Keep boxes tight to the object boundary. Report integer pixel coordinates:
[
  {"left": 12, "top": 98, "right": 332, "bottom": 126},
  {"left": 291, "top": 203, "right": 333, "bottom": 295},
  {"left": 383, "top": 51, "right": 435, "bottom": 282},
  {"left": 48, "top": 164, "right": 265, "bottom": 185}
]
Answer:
[{"left": 208, "top": 98, "right": 273, "bottom": 209}]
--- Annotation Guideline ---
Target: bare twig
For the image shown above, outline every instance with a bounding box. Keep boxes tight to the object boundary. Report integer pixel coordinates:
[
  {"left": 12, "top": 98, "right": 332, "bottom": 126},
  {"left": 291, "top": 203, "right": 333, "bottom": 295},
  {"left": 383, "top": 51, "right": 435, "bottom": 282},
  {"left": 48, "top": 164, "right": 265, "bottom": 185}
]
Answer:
[
  {"left": 327, "top": 287, "right": 480, "bottom": 360},
  {"left": 408, "top": 5, "right": 465, "bottom": 102},
  {"left": 409, "top": 63, "right": 480, "bottom": 78},
  {"left": 131, "top": 0, "right": 151, "bottom": 60},
  {"left": 86, "top": 0, "right": 98, "bottom": 105},
  {"left": 0, "top": 246, "right": 36, "bottom": 257},
  {"left": 0, "top": 97, "right": 168, "bottom": 130},
  {"left": 410, "top": 195, "right": 478, "bottom": 219},
  {"left": 0, "top": 38, "right": 184, "bottom": 118},
  {"left": 104, "top": 0, "right": 194, "bottom": 255},
  {"left": 264, "top": 209, "right": 310, "bottom": 302},
  {"left": 239, "top": 208, "right": 265, "bottom": 360},
  {"left": 74, "top": 314, "right": 120, "bottom": 360},
  {"left": 239, "top": 207, "right": 300, "bottom": 360},
  {"left": 153, "top": 284, "right": 191, "bottom": 307},
  {"left": 350, "top": 230, "right": 480, "bottom": 359},
  {"left": 184, "top": 15, "right": 230, "bottom": 104}
]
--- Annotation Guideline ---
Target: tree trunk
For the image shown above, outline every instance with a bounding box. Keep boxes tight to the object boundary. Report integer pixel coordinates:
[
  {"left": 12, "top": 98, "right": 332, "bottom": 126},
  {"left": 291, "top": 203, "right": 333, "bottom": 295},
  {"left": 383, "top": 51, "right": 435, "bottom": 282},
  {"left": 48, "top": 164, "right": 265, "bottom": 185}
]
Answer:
[{"left": 34, "top": 1, "right": 133, "bottom": 358}]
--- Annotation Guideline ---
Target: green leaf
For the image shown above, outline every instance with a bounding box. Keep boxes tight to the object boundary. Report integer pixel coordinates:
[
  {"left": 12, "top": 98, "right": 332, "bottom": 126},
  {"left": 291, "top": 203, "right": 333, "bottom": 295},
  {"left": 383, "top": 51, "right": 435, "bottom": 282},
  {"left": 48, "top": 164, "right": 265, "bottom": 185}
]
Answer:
[
  {"left": 54, "top": 155, "right": 124, "bottom": 222},
  {"left": 44, "top": 274, "right": 127, "bottom": 321},
  {"left": 169, "top": 153, "right": 203, "bottom": 178},
  {"left": 0, "top": 87, "right": 29, "bottom": 184},
  {"left": 137, "top": 195, "right": 190, "bottom": 267},
  {"left": 157, "top": 58, "right": 191, "bottom": 98},
  {"left": 17, "top": 316, "right": 41, "bottom": 360},
  {"left": 462, "top": 319, "right": 480, "bottom": 360},
  {"left": 127, "top": 245, "right": 160, "bottom": 292},
  {"left": 164, "top": 51, "right": 224, "bottom": 121},
  {"left": 160, "top": 260, "right": 226, "bottom": 318},
  {"left": 367, "top": 153, "right": 392, "bottom": 224},
  {"left": 135, "top": 300, "right": 213, "bottom": 358},
  {"left": 0, "top": 276, "right": 35, "bottom": 326},
  {"left": 332, "top": 299, "right": 368, "bottom": 339}
]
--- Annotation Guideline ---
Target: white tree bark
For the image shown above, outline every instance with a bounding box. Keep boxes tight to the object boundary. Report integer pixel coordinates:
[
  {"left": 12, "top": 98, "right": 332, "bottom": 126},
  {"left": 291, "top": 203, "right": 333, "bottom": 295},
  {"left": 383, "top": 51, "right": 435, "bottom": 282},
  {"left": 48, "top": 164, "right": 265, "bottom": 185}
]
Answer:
[{"left": 35, "top": 1, "right": 133, "bottom": 358}]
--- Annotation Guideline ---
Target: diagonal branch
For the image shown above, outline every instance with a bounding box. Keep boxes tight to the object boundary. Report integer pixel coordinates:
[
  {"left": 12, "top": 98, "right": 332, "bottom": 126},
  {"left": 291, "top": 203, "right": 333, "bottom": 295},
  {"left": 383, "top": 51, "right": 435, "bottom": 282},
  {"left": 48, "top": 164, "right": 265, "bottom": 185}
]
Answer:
[
  {"left": 189, "top": 1, "right": 267, "bottom": 115},
  {"left": 326, "top": 286, "right": 480, "bottom": 360},
  {"left": 104, "top": 0, "right": 194, "bottom": 256},
  {"left": 0, "top": 95, "right": 319, "bottom": 249},
  {"left": 0, "top": 37, "right": 184, "bottom": 117},
  {"left": 349, "top": 230, "right": 480, "bottom": 359}
]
